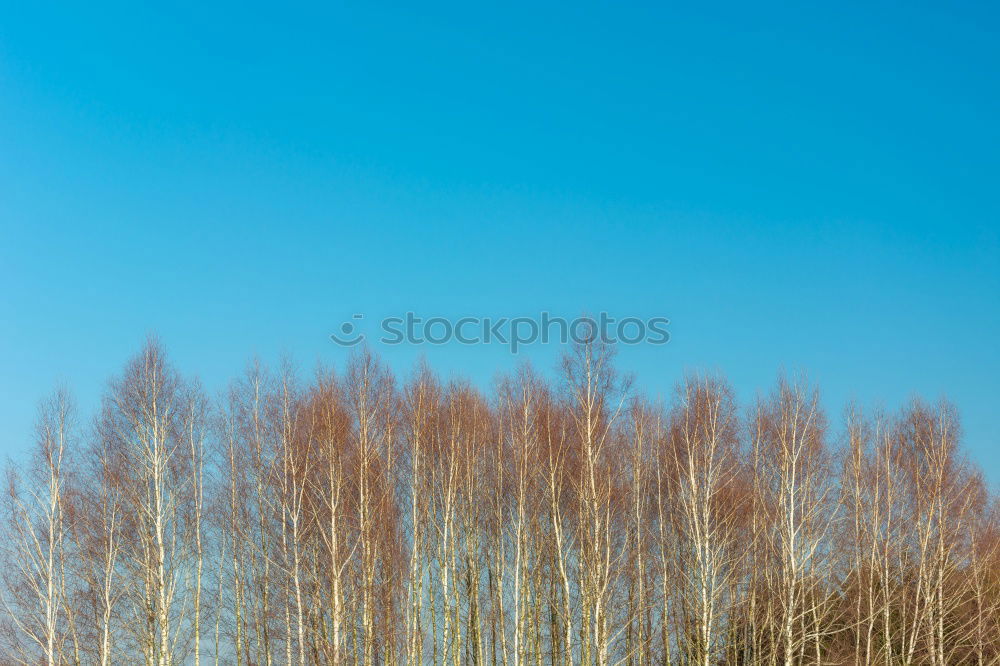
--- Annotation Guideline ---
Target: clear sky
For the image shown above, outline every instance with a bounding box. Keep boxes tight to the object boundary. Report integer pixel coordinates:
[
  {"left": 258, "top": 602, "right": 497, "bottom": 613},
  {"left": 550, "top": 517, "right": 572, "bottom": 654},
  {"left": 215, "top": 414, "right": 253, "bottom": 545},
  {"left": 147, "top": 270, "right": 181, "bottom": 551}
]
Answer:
[{"left": 1, "top": 2, "right": 998, "bottom": 480}]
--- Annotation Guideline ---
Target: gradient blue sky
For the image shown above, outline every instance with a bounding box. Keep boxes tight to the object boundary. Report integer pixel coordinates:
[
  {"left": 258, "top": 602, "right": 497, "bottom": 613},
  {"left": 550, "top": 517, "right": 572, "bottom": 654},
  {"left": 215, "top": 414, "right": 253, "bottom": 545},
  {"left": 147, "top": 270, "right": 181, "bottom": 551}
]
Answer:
[{"left": 1, "top": 2, "right": 998, "bottom": 479}]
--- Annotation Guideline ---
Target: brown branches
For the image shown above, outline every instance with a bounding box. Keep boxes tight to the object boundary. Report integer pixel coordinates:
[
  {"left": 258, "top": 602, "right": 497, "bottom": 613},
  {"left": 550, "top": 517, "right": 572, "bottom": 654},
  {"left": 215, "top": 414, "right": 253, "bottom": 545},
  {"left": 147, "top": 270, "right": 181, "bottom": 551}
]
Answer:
[{"left": 1, "top": 342, "right": 998, "bottom": 665}]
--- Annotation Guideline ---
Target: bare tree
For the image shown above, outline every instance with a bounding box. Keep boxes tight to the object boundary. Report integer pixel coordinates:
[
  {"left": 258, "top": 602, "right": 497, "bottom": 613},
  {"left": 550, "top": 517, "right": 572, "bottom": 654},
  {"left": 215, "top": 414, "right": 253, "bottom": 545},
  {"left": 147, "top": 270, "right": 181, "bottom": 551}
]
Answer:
[
  {"left": 96, "top": 338, "right": 196, "bottom": 665},
  {"left": 1, "top": 340, "right": 998, "bottom": 666},
  {"left": 345, "top": 348, "right": 400, "bottom": 664},
  {"left": 1, "top": 389, "right": 76, "bottom": 665},
  {"left": 751, "top": 376, "right": 838, "bottom": 666},
  {"left": 664, "top": 375, "right": 743, "bottom": 666},
  {"left": 560, "top": 339, "right": 631, "bottom": 666}
]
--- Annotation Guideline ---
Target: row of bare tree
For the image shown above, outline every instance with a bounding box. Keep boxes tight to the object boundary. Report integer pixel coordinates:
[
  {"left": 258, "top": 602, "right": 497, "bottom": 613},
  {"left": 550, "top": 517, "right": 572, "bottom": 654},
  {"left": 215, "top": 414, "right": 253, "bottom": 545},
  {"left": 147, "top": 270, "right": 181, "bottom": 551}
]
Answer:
[{"left": 2, "top": 338, "right": 998, "bottom": 665}]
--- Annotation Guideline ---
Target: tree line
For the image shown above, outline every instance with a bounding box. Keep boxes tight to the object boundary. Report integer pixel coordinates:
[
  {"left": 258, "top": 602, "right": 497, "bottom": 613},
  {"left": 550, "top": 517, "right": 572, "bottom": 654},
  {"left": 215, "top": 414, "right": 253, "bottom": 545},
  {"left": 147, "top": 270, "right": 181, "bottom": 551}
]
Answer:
[{"left": 2, "top": 338, "right": 998, "bottom": 665}]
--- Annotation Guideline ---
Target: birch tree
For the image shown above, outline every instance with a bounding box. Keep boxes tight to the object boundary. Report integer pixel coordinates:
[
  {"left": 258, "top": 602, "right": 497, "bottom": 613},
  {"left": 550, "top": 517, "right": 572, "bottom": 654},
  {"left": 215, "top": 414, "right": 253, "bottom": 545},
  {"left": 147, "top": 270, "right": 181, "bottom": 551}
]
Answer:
[{"left": 1, "top": 389, "right": 76, "bottom": 665}]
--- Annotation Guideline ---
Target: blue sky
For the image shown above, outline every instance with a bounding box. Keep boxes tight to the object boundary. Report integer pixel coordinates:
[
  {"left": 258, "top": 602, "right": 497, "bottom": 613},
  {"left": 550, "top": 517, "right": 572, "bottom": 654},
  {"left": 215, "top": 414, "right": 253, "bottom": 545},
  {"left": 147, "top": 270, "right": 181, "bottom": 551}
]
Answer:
[{"left": 1, "top": 2, "right": 998, "bottom": 480}]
